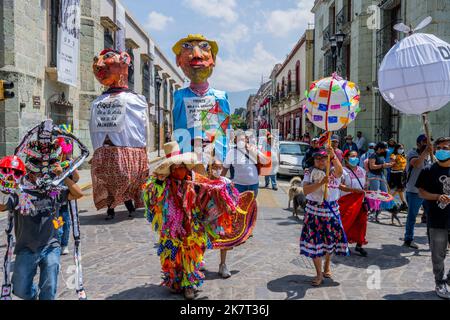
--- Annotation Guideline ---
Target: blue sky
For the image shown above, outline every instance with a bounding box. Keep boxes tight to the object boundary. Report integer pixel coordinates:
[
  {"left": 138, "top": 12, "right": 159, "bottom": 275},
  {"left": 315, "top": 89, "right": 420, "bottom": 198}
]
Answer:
[{"left": 121, "top": 0, "right": 314, "bottom": 92}]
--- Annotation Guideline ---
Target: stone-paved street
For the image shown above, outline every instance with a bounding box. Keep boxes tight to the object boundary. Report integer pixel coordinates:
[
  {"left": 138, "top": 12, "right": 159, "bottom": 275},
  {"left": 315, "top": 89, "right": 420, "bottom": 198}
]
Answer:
[{"left": 0, "top": 177, "right": 447, "bottom": 300}]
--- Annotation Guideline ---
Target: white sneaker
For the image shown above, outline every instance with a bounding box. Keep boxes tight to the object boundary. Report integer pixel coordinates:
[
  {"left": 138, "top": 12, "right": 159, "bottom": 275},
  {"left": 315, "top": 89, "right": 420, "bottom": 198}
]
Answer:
[
  {"left": 435, "top": 283, "right": 450, "bottom": 299},
  {"left": 61, "top": 246, "right": 69, "bottom": 256},
  {"left": 219, "top": 264, "right": 231, "bottom": 279}
]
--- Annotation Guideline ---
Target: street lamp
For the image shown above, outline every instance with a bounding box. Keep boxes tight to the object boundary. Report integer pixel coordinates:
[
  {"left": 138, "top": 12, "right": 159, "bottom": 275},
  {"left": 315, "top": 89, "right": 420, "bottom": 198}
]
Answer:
[{"left": 155, "top": 73, "right": 163, "bottom": 157}]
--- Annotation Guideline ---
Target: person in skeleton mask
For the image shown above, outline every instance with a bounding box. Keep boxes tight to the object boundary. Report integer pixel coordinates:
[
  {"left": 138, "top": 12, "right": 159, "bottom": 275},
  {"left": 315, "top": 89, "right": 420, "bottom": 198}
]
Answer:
[
  {"left": 0, "top": 122, "right": 84, "bottom": 300},
  {"left": 91, "top": 49, "right": 149, "bottom": 220}
]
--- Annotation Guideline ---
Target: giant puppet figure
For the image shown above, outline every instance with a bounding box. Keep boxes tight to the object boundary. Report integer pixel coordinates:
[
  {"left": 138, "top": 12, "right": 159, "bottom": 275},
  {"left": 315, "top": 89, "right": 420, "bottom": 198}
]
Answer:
[
  {"left": 172, "top": 35, "right": 231, "bottom": 164},
  {"left": 91, "top": 49, "right": 149, "bottom": 220}
]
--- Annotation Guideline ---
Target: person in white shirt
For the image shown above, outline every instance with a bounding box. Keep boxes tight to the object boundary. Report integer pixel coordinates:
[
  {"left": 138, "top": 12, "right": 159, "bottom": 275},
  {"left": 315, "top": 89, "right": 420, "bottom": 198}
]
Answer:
[{"left": 222, "top": 130, "right": 270, "bottom": 197}]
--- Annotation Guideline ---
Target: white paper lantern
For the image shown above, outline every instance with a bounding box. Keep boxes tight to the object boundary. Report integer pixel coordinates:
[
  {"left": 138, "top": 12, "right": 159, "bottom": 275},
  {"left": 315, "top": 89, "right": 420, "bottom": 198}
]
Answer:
[
  {"left": 304, "top": 76, "right": 360, "bottom": 132},
  {"left": 378, "top": 33, "right": 450, "bottom": 115}
]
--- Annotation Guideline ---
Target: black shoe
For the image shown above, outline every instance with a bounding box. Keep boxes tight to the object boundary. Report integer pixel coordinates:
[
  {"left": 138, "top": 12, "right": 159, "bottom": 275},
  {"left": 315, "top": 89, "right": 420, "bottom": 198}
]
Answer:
[
  {"left": 124, "top": 200, "right": 136, "bottom": 217},
  {"left": 399, "top": 203, "right": 408, "bottom": 212},
  {"left": 273, "top": 187, "right": 278, "bottom": 191},
  {"left": 403, "top": 241, "right": 419, "bottom": 250},
  {"left": 105, "top": 208, "right": 115, "bottom": 220},
  {"left": 355, "top": 246, "right": 368, "bottom": 257},
  {"left": 264, "top": 184, "right": 269, "bottom": 188}
]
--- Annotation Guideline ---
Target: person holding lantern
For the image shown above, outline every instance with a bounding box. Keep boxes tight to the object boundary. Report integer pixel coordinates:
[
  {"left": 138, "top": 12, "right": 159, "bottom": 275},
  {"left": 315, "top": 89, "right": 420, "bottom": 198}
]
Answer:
[{"left": 300, "top": 145, "right": 348, "bottom": 287}]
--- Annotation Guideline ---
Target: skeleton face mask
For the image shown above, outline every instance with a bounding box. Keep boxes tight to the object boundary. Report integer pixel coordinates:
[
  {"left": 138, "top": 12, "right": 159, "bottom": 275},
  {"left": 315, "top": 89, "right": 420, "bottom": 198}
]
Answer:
[{"left": 0, "top": 156, "right": 26, "bottom": 194}]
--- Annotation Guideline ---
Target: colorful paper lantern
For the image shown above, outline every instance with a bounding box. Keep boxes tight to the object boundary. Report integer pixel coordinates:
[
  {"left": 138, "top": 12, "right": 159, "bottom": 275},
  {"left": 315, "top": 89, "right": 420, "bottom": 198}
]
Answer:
[
  {"left": 304, "top": 75, "right": 360, "bottom": 131},
  {"left": 378, "top": 32, "right": 450, "bottom": 115}
]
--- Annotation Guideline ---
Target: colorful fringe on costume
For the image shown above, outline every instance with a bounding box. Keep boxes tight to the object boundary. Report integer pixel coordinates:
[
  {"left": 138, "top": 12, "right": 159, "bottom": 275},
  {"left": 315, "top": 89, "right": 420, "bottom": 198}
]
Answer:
[{"left": 143, "top": 174, "right": 240, "bottom": 291}]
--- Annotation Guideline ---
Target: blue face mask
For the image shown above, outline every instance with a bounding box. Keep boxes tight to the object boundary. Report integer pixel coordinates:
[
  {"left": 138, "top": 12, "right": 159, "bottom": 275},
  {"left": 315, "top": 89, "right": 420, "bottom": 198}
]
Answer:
[
  {"left": 348, "top": 157, "right": 360, "bottom": 167},
  {"left": 367, "top": 149, "right": 375, "bottom": 155},
  {"left": 435, "top": 149, "right": 450, "bottom": 162}
]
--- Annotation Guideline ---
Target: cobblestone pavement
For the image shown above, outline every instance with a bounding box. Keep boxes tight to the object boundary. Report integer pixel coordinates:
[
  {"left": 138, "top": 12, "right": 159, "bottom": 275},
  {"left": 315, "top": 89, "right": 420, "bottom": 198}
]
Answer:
[{"left": 1, "top": 177, "right": 447, "bottom": 300}]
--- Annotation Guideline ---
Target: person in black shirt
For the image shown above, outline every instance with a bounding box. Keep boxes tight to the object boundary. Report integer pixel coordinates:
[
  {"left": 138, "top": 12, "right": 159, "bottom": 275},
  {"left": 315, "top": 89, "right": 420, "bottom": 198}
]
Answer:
[{"left": 416, "top": 137, "right": 450, "bottom": 300}]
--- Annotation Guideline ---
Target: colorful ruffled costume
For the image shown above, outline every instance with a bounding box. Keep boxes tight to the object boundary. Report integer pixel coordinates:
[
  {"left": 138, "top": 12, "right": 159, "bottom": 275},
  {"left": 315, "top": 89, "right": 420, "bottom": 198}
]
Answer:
[{"left": 143, "top": 174, "right": 239, "bottom": 291}]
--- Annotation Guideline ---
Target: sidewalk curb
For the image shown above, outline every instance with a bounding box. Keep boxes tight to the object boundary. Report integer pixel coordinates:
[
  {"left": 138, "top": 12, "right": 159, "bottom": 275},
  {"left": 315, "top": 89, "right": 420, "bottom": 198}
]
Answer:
[{"left": 80, "top": 183, "right": 92, "bottom": 192}]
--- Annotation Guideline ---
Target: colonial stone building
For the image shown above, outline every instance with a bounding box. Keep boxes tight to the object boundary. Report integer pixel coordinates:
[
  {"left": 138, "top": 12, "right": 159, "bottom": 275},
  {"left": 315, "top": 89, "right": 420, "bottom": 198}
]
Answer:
[
  {"left": 271, "top": 29, "right": 315, "bottom": 141},
  {"left": 312, "top": 0, "right": 450, "bottom": 149},
  {"left": 0, "top": 0, "right": 184, "bottom": 159}
]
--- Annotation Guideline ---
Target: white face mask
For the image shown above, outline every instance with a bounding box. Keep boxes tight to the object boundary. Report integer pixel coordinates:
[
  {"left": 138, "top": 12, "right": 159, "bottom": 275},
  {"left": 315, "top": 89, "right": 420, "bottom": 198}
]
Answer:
[
  {"left": 398, "top": 149, "right": 404, "bottom": 154},
  {"left": 237, "top": 141, "right": 246, "bottom": 149},
  {"left": 212, "top": 169, "right": 222, "bottom": 178}
]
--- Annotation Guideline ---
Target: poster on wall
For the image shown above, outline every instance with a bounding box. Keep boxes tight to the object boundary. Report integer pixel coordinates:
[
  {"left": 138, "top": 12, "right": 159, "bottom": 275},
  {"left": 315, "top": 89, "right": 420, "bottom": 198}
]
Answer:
[
  {"left": 115, "top": 1, "right": 126, "bottom": 52},
  {"left": 57, "top": 0, "right": 80, "bottom": 87}
]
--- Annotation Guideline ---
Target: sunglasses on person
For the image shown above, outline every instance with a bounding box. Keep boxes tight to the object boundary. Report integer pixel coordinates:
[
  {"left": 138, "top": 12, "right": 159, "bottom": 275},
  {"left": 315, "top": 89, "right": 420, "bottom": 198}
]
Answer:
[{"left": 1, "top": 167, "right": 25, "bottom": 179}]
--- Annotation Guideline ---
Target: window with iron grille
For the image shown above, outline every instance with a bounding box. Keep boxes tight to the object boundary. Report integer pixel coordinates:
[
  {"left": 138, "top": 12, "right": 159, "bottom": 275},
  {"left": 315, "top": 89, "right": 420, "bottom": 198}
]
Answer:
[
  {"left": 104, "top": 29, "right": 114, "bottom": 50},
  {"left": 49, "top": 0, "right": 60, "bottom": 67},
  {"left": 142, "top": 61, "right": 151, "bottom": 101},
  {"left": 163, "top": 80, "right": 168, "bottom": 110}
]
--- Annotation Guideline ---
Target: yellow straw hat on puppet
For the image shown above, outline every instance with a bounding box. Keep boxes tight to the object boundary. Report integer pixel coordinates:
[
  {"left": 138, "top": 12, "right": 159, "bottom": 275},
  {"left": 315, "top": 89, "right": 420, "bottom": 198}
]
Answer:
[
  {"left": 172, "top": 34, "right": 219, "bottom": 57},
  {"left": 153, "top": 141, "right": 198, "bottom": 176}
]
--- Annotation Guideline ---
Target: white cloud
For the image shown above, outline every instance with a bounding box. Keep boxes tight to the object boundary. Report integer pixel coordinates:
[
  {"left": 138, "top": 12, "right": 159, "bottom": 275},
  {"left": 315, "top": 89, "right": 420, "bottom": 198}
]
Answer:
[
  {"left": 145, "top": 11, "right": 174, "bottom": 31},
  {"left": 218, "top": 24, "right": 250, "bottom": 53},
  {"left": 210, "top": 42, "right": 279, "bottom": 92},
  {"left": 182, "top": 0, "right": 238, "bottom": 23},
  {"left": 265, "top": 0, "right": 314, "bottom": 36}
]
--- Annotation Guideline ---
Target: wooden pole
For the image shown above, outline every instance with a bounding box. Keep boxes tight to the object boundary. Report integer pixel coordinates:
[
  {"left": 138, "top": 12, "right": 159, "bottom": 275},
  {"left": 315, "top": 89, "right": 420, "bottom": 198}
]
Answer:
[
  {"left": 324, "top": 131, "right": 332, "bottom": 200},
  {"left": 422, "top": 112, "right": 436, "bottom": 163}
]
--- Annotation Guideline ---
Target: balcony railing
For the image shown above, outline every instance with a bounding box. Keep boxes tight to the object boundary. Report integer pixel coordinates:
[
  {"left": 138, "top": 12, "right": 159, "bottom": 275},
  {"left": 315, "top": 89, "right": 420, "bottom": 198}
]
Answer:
[
  {"left": 376, "top": 19, "right": 402, "bottom": 79},
  {"left": 336, "top": 5, "right": 350, "bottom": 29}
]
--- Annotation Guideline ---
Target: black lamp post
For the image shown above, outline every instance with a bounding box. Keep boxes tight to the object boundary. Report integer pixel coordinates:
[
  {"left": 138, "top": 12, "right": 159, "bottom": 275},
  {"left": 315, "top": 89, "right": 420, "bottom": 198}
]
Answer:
[
  {"left": 155, "top": 73, "right": 163, "bottom": 157},
  {"left": 330, "top": 31, "right": 346, "bottom": 73}
]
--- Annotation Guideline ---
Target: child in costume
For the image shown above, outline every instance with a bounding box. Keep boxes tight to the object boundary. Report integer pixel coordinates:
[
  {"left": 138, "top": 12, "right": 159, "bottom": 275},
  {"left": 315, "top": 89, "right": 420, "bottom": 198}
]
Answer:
[
  {"left": 143, "top": 142, "right": 239, "bottom": 300},
  {"left": 206, "top": 158, "right": 257, "bottom": 279}
]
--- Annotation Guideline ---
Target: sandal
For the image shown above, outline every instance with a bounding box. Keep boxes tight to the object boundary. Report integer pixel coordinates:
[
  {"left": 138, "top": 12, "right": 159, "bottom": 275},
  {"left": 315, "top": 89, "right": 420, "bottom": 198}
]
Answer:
[
  {"left": 311, "top": 275, "right": 324, "bottom": 287},
  {"left": 323, "top": 271, "right": 333, "bottom": 279}
]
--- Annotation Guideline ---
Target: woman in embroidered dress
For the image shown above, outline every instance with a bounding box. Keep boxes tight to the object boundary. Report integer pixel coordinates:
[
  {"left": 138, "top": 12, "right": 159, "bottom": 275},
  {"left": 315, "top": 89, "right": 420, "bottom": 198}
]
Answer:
[
  {"left": 300, "top": 146, "right": 348, "bottom": 287},
  {"left": 143, "top": 142, "right": 239, "bottom": 300},
  {"left": 339, "top": 150, "right": 369, "bottom": 257}
]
